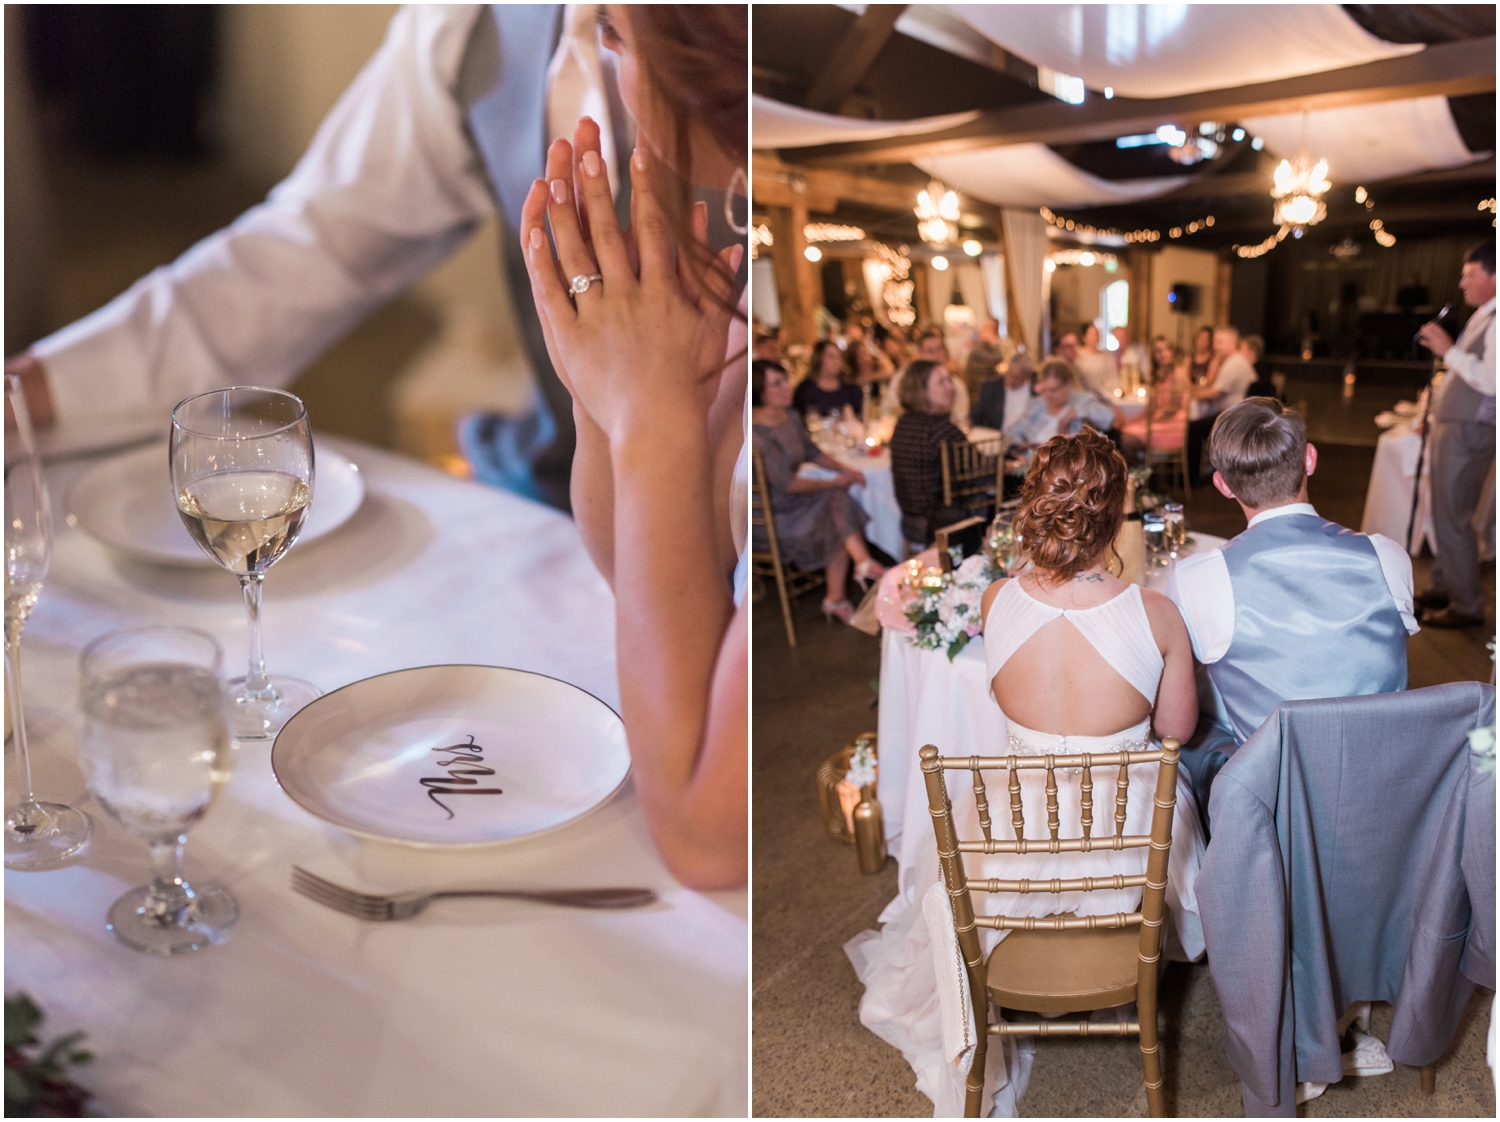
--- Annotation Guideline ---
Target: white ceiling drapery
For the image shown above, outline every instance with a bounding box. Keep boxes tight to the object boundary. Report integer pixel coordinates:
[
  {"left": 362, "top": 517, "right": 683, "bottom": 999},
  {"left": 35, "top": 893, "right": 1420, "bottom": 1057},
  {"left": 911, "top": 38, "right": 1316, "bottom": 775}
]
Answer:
[
  {"left": 947, "top": 4, "right": 1422, "bottom": 99},
  {"left": 1240, "top": 97, "right": 1486, "bottom": 185},
  {"left": 752, "top": 94, "right": 980, "bottom": 150}
]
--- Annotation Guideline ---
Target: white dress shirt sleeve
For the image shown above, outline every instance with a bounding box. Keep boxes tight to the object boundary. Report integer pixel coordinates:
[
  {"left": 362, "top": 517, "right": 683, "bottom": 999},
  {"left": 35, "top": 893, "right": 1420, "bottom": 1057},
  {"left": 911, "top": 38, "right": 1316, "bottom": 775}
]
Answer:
[
  {"left": 1442, "top": 300, "right": 1496, "bottom": 397},
  {"left": 1166, "top": 547, "right": 1235, "bottom": 664},
  {"left": 1367, "top": 532, "right": 1421, "bottom": 635},
  {"left": 33, "top": 4, "right": 495, "bottom": 429}
]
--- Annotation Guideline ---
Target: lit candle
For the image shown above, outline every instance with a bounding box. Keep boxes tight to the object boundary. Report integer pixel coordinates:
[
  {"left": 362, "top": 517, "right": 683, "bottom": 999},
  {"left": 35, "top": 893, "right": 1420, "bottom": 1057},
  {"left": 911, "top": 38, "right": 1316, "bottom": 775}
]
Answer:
[
  {"left": 1136, "top": 386, "right": 1147, "bottom": 399},
  {"left": 1113, "top": 388, "right": 1123, "bottom": 398}
]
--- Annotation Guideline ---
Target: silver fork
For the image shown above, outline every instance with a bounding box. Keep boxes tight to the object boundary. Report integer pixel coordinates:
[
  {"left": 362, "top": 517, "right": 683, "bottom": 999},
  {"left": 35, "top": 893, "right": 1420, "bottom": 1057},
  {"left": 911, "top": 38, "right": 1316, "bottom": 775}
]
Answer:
[{"left": 291, "top": 865, "right": 657, "bottom": 921}]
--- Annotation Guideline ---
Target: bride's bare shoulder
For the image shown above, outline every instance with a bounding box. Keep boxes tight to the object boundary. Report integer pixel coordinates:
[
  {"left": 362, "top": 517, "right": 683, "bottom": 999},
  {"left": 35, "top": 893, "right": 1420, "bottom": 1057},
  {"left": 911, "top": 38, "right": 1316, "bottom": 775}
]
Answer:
[
  {"left": 980, "top": 576, "right": 1012, "bottom": 622},
  {"left": 1139, "top": 586, "right": 1189, "bottom": 650}
]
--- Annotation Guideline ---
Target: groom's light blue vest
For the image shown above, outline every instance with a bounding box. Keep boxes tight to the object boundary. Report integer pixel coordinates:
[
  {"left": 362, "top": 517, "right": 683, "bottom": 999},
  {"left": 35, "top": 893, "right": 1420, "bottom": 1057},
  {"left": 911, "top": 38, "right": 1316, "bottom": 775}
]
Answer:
[{"left": 1210, "top": 513, "right": 1408, "bottom": 743}]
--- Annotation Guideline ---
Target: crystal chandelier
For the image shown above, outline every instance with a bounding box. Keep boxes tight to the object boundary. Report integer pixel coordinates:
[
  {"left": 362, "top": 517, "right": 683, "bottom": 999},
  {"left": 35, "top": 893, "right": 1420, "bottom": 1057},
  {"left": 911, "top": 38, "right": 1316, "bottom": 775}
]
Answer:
[
  {"left": 1270, "top": 147, "right": 1331, "bottom": 234},
  {"left": 915, "top": 180, "right": 960, "bottom": 246}
]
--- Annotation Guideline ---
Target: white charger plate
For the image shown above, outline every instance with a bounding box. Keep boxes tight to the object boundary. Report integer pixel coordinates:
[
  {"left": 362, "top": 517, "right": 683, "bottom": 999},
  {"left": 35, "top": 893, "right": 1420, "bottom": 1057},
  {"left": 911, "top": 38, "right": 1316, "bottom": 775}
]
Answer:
[
  {"left": 69, "top": 442, "right": 365, "bottom": 566},
  {"left": 270, "top": 666, "right": 631, "bottom": 847}
]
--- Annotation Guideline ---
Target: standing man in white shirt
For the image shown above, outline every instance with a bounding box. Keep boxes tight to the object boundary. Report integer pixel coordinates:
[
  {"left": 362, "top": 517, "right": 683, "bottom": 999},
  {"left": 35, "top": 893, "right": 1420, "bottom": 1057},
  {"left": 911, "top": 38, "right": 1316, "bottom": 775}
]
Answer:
[
  {"left": 1415, "top": 242, "right": 1495, "bottom": 628},
  {"left": 1167, "top": 397, "right": 1419, "bottom": 821}
]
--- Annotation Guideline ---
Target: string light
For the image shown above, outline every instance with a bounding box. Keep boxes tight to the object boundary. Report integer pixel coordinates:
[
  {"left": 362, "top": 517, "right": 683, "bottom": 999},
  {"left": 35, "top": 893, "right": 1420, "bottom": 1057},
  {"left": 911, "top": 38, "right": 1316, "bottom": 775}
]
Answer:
[
  {"left": 749, "top": 223, "right": 773, "bottom": 259},
  {"left": 871, "top": 243, "right": 915, "bottom": 328},
  {"left": 1234, "top": 225, "right": 1290, "bottom": 259},
  {"left": 1370, "top": 219, "right": 1396, "bottom": 247},
  {"left": 804, "top": 223, "right": 866, "bottom": 243},
  {"left": 1038, "top": 206, "right": 1214, "bottom": 244},
  {"left": 1482, "top": 198, "right": 1497, "bottom": 226}
]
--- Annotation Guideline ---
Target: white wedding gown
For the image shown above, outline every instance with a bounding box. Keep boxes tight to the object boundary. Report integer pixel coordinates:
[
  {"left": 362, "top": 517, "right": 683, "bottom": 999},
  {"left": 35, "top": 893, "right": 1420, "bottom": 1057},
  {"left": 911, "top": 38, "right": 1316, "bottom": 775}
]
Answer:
[{"left": 846, "top": 580, "right": 1206, "bottom": 1118}]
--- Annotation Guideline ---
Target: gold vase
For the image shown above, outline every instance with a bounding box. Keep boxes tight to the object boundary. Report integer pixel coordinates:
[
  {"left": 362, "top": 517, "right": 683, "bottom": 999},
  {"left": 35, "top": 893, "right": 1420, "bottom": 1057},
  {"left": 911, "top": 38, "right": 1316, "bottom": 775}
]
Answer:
[{"left": 853, "top": 784, "right": 887, "bottom": 873}]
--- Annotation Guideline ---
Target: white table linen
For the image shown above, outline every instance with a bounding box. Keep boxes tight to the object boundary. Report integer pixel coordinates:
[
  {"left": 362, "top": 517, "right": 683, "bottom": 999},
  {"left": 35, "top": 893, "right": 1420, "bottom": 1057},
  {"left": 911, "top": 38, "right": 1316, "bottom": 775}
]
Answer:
[
  {"left": 1361, "top": 418, "right": 1495, "bottom": 560},
  {"left": 799, "top": 449, "right": 904, "bottom": 561},
  {"left": 4, "top": 436, "right": 747, "bottom": 1117}
]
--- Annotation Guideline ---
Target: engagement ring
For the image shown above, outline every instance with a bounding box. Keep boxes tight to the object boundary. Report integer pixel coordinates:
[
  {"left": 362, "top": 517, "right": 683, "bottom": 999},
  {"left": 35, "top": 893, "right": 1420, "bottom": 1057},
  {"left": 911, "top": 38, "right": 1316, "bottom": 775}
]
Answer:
[{"left": 568, "top": 273, "right": 604, "bottom": 296}]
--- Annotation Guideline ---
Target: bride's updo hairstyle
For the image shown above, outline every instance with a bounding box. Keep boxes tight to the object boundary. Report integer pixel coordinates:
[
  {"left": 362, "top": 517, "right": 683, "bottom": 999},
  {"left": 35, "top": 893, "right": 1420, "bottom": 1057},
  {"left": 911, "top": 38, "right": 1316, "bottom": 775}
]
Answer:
[{"left": 1014, "top": 427, "right": 1128, "bottom": 582}]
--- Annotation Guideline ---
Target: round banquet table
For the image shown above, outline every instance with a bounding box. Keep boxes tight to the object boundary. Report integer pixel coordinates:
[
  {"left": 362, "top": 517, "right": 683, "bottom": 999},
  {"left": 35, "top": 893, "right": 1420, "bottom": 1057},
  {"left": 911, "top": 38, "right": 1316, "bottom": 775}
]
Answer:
[
  {"left": 874, "top": 534, "right": 1227, "bottom": 892},
  {"left": 4, "top": 434, "right": 747, "bottom": 1117},
  {"left": 1360, "top": 416, "right": 1495, "bottom": 560}
]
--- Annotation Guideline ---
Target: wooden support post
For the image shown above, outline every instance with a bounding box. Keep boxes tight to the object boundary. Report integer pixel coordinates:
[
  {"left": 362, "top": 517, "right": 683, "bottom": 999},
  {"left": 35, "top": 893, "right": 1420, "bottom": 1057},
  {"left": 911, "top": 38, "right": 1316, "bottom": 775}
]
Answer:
[
  {"left": 1128, "top": 247, "right": 1154, "bottom": 345},
  {"left": 1214, "top": 253, "right": 1233, "bottom": 328},
  {"left": 766, "top": 205, "right": 818, "bottom": 348}
]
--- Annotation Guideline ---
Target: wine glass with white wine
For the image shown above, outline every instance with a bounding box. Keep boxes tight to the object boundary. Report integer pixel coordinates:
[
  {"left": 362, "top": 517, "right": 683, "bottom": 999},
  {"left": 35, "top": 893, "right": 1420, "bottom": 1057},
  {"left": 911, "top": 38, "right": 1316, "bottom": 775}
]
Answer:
[
  {"left": 4, "top": 372, "right": 94, "bottom": 870},
  {"left": 170, "top": 387, "right": 320, "bottom": 740}
]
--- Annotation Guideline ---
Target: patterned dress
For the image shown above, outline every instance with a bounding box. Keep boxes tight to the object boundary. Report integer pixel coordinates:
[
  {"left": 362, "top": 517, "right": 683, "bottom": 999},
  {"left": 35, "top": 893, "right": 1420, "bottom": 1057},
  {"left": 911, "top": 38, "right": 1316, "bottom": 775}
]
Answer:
[{"left": 752, "top": 414, "right": 869, "bottom": 572}]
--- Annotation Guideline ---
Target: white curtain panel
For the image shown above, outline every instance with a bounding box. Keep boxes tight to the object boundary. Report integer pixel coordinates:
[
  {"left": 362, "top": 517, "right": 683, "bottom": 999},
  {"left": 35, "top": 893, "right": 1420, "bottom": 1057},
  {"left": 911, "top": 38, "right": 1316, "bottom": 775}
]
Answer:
[
  {"left": 980, "top": 253, "right": 1009, "bottom": 330},
  {"left": 926, "top": 261, "right": 956, "bottom": 321},
  {"left": 1241, "top": 96, "right": 1484, "bottom": 185},
  {"left": 752, "top": 94, "right": 980, "bottom": 150},
  {"left": 1001, "top": 208, "right": 1048, "bottom": 354},
  {"left": 917, "top": 143, "right": 1183, "bottom": 208},
  {"left": 862, "top": 258, "right": 890, "bottom": 325},
  {"left": 949, "top": 4, "right": 1421, "bottom": 99},
  {"left": 955, "top": 262, "right": 988, "bottom": 323}
]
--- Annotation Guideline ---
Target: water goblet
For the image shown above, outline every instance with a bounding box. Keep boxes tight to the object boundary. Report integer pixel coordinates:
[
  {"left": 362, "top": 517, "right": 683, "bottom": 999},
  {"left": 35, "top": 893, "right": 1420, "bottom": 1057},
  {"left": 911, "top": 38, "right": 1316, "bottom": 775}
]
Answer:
[
  {"left": 1143, "top": 514, "right": 1168, "bottom": 569},
  {"left": 78, "top": 626, "right": 237, "bottom": 954},
  {"left": 170, "top": 387, "right": 320, "bottom": 739},
  {"left": 4, "top": 373, "right": 94, "bottom": 870}
]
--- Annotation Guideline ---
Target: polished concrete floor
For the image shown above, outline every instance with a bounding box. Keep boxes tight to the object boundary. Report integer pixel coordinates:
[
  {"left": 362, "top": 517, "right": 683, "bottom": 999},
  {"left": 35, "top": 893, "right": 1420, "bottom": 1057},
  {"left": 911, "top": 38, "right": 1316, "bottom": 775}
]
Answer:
[{"left": 752, "top": 396, "right": 1495, "bottom": 1117}]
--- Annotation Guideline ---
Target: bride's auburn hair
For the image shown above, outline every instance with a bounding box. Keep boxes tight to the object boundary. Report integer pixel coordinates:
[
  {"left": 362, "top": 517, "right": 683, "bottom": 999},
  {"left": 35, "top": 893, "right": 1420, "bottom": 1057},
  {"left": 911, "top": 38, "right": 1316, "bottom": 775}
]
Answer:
[{"left": 1014, "top": 427, "right": 1128, "bottom": 581}]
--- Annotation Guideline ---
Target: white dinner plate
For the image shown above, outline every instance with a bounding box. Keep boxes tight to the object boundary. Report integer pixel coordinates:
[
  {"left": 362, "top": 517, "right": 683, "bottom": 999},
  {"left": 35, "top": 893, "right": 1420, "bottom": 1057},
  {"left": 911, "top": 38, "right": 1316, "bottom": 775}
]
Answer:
[
  {"left": 69, "top": 442, "right": 365, "bottom": 566},
  {"left": 270, "top": 665, "right": 631, "bottom": 847}
]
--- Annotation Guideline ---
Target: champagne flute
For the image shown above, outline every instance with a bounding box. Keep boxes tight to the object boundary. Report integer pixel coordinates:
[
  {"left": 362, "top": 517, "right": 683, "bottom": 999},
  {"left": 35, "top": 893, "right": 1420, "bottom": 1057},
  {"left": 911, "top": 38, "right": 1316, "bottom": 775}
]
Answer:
[
  {"left": 78, "top": 626, "right": 236, "bottom": 954},
  {"left": 1162, "top": 502, "right": 1186, "bottom": 561},
  {"left": 4, "top": 373, "right": 94, "bottom": 870},
  {"left": 170, "top": 387, "right": 320, "bottom": 740}
]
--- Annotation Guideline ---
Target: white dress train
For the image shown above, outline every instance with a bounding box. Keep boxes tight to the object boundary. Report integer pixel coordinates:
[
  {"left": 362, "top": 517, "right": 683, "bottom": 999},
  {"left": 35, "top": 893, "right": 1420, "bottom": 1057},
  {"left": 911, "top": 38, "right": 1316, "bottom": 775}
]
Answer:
[{"left": 846, "top": 580, "right": 1206, "bottom": 1117}]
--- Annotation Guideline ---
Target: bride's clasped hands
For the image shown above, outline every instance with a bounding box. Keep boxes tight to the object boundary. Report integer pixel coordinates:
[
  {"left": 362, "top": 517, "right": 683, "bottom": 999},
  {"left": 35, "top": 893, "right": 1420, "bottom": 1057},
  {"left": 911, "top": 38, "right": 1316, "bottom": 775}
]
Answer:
[{"left": 521, "top": 127, "right": 743, "bottom": 445}]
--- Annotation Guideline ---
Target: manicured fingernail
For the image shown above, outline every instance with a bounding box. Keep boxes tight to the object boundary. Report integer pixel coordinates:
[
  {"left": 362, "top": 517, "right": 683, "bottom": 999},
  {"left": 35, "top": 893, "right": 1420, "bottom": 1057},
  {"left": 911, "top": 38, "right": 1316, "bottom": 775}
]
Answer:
[
  {"left": 529, "top": 228, "right": 545, "bottom": 252},
  {"left": 729, "top": 243, "right": 745, "bottom": 272},
  {"left": 632, "top": 147, "right": 646, "bottom": 172},
  {"left": 581, "top": 150, "right": 603, "bottom": 178},
  {"left": 550, "top": 178, "right": 567, "bottom": 204}
]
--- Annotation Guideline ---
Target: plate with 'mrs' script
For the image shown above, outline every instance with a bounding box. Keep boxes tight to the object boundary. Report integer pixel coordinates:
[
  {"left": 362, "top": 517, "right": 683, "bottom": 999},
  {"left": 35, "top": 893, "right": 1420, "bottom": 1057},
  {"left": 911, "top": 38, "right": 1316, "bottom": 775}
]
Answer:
[
  {"left": 69, "top": 441, "right": 365, "bottom": 566},
  {"left": 270, "top": 666, "right": 631, "bottom": 846}
]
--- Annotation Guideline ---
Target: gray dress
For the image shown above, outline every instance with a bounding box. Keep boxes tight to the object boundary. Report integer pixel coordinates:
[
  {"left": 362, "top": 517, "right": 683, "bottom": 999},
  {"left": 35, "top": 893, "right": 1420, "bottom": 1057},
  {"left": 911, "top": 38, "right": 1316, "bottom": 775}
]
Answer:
[{"left": 753, "top": 414, "right": 869, "bottom": 572}]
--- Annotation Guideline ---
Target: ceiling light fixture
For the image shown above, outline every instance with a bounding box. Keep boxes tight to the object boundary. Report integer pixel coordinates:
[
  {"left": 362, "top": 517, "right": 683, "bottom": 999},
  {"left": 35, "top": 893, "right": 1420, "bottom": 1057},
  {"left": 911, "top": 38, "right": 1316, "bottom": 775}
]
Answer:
[
  {"left": 915, "top": 180, "right": 960, "bottom": 246},
  {"left": 1271, "top": 120, "right": 1331, "bottom": 234}
]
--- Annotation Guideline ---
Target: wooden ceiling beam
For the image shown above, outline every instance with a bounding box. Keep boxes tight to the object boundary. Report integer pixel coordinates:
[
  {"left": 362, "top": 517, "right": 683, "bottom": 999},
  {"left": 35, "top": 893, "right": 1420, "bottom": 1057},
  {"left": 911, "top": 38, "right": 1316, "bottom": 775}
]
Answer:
[
  {"left": 789, "top": 37, "right": 1496, "bottom": 166},
  {"left": 803, "top": 5, "right": 907, "bottom": 113}
]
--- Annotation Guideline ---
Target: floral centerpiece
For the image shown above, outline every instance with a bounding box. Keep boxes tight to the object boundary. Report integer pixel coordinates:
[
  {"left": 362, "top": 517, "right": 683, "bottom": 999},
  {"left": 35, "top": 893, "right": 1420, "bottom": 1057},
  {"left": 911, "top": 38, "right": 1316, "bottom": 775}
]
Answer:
[
  {"left": 904, "top": 552, "right": 1005, "bottom": 660},
  {"left": 1130, "top": 465, "right": 1166, "bottom": 514}
]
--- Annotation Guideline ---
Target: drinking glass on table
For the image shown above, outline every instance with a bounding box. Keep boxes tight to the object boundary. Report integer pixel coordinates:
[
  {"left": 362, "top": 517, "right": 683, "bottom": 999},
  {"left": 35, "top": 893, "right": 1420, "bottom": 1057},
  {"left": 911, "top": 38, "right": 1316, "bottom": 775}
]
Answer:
[
  {"left": 1143, "top": 512, "right": 1168, "bottom": 568},
  {"left": 5, "top": 374, "right": 95, "bottom": 870},
  {"left": 171, "top": 387, "right": 320, "bottom": 740},
  {"left": 79, "top": 626, "right": 236, "bottom": 954},
  {"left": 1161, "top": 502, "right": 1186, "bottom": 561}
]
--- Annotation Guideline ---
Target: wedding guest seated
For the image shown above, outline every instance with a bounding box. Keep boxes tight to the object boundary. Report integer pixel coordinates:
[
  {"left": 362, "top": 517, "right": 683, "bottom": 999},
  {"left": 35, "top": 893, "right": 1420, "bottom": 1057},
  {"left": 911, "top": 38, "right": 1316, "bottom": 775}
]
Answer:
[
  {"left": 1052, "top": 329, "right": 1080, "bottom": 367},
  {"left": 1073, "top": 322, "right": 1120, "bottom": 400},
  {"left": 1003, "top": 360, "right": 1116, "bottom": 448},
  {"left": 792, "top": 340, "right": 864, "bottom": 420},
  {"left": 970, "top": 354, "right": 1036, "bottom": 431},
  {"left": 753, "top": 329, "right": 782, "bottom": 364},
  {"left": 1239, "top": 334, "right": 1279, "bottom": 399},
  {"left": 752, "top": 361, "right": 885, "bottom": 625},
  {"left": 847, "top": 335, "right": 895, "bottom": 386},
  {"left": 1187, "top": 324, "right": 1215, "bottom": 384},
  {"left": 1112, "top": 326, "right": 1151, "bottom": 381},
  {"left": 890, "top": 359, "right": 969, "bottom": 546},
  {"left": 963, "top": 318, "right": 1005, "bottom": 402},
  {"left": 1167, "top": 397, "right": 1419, "bottom": 817},
  {"left": 1186, "top": 326, "right": 1258, "bottom": 480},
  {"left": 978, "top": 426, "right": 1206, "bottom": 957},
  {"left": 885, "top": 330, "right": 970, "bottom": 428},
  {"left": 1151, "top": 336, "right": 1186, "bottom": 386}
]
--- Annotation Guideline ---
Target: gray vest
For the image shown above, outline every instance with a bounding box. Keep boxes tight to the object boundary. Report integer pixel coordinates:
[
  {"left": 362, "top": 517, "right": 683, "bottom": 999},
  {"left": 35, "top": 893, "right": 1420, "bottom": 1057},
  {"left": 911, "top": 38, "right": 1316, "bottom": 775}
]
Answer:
[
  {"left": 1209, "top": 513, "right": 1408, "bottom": 743},
  {"left": 1433, "top": 306, "right": 1495, "bottom": 425}
]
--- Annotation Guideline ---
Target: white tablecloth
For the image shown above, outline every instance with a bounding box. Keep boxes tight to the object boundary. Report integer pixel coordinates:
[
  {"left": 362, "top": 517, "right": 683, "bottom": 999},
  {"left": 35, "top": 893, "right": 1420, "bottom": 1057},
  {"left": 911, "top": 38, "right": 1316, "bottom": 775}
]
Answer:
[
  {"left": 1360, "top": 419, "right": 1495, "bottom": 560},
  {"left": 801, "top": 449, "right": 904, "bottom": 561},
  {"left": 5, "top": 436, "right": 747, "bottom": 1117}
]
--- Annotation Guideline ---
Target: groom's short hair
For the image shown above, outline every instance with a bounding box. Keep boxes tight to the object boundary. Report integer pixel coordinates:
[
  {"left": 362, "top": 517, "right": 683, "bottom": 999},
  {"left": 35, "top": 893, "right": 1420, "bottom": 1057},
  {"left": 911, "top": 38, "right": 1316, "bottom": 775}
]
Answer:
[{"left": 1209, "top": 398, "right": 1307, "bottom": 507}]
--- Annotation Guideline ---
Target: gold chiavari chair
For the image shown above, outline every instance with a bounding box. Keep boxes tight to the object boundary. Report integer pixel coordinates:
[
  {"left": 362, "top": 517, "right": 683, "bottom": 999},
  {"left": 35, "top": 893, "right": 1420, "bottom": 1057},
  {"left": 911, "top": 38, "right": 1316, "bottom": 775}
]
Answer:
[
  {"left": 751, "top": 448, "right": 823, "bottom": 649},
  {"left": 920, "top": 737, "right": 1181, "bottom": 1118},
  {"left": 940, "top": 434, "right": 1007, "bottom": 519},
  {"left": 1142, "top": 383, "right": 1191, "bottom": 505}
]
